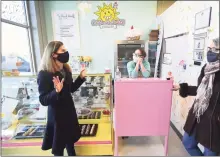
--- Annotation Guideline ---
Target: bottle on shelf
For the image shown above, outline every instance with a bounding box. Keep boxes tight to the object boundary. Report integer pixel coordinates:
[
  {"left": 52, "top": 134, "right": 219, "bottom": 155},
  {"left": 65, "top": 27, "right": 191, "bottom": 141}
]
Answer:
[{"left": 115, "top": 66, "right": 121, "bottom": 80}]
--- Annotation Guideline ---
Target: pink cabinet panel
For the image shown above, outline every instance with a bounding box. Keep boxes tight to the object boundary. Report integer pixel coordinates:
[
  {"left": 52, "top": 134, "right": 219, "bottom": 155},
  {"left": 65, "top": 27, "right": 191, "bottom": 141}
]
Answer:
[{"left": 114, "top": 78, "right": 173, "bottom": 156}]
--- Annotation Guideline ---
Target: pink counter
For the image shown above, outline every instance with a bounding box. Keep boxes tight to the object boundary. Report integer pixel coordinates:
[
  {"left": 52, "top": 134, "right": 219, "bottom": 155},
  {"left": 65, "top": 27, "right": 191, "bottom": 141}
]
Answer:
[{"left": 114, "top": 78, "right": 173, "bottom": 156}]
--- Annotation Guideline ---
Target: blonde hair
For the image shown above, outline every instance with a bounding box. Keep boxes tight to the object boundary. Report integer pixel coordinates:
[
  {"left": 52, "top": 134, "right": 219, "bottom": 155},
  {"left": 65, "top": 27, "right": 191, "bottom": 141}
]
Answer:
[{"left": 39, "top": 41, "right": 71, "bottom": 73}]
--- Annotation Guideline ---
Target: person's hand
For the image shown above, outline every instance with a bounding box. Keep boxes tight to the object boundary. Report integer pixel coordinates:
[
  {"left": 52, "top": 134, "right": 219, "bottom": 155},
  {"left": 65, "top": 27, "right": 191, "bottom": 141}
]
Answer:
[
  {"left": 137, "top": 57, "right": 143, "bottom": 64},
  {"left": 53, "top": 76, "right": 64, "bottom": 93},
  {"left": 172, "top": 84, "right": 180, "bottom": 91},
  {"left": 80, "top": 68, "right": 86, "bottom": 79}
]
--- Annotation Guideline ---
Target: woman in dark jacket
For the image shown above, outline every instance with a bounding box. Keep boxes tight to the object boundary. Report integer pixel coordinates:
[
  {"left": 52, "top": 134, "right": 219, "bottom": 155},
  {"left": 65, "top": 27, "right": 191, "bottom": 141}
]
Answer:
[
  {"left": 173, "top": 37, "right": 220, "bottom": 156},
  {"left": 37, "top": 41, "right": 86, "bottom": 156}
]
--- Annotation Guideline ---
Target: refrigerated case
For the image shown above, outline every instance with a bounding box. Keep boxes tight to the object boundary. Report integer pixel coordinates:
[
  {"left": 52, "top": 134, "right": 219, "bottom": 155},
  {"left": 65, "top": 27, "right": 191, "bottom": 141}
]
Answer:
[
  {"left": 1, "top": 73, "right": 113, "bottom": 156},
  {"left": 114, "top": 40, "right": 147, "bottom": 78},
  {"left": 148, "top": 41, "right": 158, "bottom": 77},
  {"left": 114, "top": 40, "right": 161, "bottom": 78}
]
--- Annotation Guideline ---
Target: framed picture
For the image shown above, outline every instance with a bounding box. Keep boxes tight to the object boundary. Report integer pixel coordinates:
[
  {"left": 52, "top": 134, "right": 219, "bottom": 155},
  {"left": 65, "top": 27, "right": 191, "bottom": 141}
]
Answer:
[
  {"left": 194, "top": 38, "right": 205, "bottom": 50},
  {"left": 163, "top": 53, "right": 172, "bottom": 65},
  {"left": 195, "top": 7, "right": 212, "bottom": 30},
  {"left": 193, "top": 50, "right": 204, "bottom": 61}
]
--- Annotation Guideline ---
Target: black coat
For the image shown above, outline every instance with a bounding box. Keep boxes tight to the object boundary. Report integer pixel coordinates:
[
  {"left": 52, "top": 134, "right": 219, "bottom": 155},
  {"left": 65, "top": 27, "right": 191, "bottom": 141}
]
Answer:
[
  {"left": 179, "top": 65, "right": 220, "bottom": 153},
  {"left": 37, "top": 69, "right": 85, "bottom": 154}
]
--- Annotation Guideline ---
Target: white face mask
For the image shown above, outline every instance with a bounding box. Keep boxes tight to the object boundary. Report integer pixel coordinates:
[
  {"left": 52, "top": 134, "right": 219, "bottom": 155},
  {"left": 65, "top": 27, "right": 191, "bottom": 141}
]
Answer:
[{"left": 133, "top": 55, "right": 138, "bottom": 63}]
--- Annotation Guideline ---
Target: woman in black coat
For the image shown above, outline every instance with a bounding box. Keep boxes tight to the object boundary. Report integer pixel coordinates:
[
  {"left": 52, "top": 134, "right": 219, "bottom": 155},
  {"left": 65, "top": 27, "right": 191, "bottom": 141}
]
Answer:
[
  {"left": 173, "top": 37, "right": 220, "bottom": 156},
  {"left": 37, "top": 41, "right": 86, "bottom": 156}
]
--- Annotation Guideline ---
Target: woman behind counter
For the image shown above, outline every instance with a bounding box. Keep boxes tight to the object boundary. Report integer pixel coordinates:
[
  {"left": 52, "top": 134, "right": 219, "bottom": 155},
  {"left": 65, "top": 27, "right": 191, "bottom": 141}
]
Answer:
[
  {"left": 127, "top": 48, "right": 151, "bottom": 78},
  {"left": 37, "top": 41, "right": 86, "bottom": 156},
  {"left": 173, "top": 37, "right": 220, "bottom": 156}
]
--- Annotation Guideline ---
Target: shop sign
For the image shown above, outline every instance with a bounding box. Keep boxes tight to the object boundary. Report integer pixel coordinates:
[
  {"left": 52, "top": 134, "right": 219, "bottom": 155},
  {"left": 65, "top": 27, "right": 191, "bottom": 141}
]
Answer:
[{"left": 91, "top": 2, "right": 126, "bottom": 29}]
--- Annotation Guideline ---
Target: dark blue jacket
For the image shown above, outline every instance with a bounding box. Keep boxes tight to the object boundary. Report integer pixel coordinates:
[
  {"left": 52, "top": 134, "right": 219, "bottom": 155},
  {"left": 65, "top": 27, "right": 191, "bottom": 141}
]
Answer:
[{"left": 37, "top": 68, "right": 85, "bottom": 154}]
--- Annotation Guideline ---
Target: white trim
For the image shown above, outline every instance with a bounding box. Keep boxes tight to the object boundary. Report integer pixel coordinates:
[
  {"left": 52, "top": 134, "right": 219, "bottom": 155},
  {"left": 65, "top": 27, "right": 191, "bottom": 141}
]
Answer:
[
  {"left": 1, "top": 19, "right": 29, "bottom": 28},
  {"left": 25, "top": 1, "right": 36, "bottom": 74}
]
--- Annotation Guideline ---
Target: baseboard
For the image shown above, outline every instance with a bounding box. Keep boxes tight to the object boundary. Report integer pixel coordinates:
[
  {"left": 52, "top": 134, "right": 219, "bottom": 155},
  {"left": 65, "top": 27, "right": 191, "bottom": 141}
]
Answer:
[{"left": 170, "top": 121, "right": 183, "bottom": 140}]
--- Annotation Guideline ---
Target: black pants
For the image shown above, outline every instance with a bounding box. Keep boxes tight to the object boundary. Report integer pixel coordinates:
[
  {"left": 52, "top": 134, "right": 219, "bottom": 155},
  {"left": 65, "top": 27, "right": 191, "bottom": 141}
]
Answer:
[{"left": 53, "top": 144, "right": 76, "bottom": 156}]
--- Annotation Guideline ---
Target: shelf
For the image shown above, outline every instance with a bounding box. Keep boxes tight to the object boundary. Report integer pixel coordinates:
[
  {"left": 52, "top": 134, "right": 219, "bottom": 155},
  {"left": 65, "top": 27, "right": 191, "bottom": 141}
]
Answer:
[
  {"left": 79, "top": 115, "right": 111, "bottom": 124},
  {"left": 149, "top": 49, "right": 157, "bottom": 52},
  {"left": 148, "top": 40, "right": 158, "bottom": 43},
  {"left": 2, "top": 123, "right": 113, "bottom": 156},
  {"left": 2, "top": 122, "right": 112, "bottom": 146},
  {"left": 117, "top": 60, "right": 131, "bottom": 62},
  {"left": 78, "top": 108, "right": 111, "bottom": 124},
  {"left": 77, "top": 123, "right": 112, "bottom": 143},
  {"left": 2, "top": 114, "right": 113, "bottom": 156}
]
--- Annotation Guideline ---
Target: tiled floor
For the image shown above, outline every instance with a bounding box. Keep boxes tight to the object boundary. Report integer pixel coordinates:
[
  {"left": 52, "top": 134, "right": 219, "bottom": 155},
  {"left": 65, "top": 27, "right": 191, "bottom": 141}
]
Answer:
[{"left": 118, "top": 127, "right": 189, "bottom": 156}]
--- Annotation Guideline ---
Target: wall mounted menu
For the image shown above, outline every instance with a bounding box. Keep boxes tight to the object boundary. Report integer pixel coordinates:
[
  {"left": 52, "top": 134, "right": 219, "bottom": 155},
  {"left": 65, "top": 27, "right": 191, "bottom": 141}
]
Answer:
[{"left": 52, "top": 10, "right": 81, "bottom": 50}]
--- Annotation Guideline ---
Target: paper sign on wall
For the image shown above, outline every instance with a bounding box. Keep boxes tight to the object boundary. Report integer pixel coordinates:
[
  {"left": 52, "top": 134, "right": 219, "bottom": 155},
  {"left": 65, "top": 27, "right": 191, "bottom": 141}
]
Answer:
[
  {"left": 52, "top": 11, "right": 81, "bottom": 50},
  {"left": 91, "top": 2, "right": 126, "bottom": 29}
]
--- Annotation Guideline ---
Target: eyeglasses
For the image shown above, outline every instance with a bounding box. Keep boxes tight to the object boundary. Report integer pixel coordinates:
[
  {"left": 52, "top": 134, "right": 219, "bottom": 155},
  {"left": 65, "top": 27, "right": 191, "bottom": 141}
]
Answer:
[
  {"left": 133, "top": 53, "right": 143, "bottom": 57},
  {"left": 207, "top": 47, "right": 220, "bottom": 53}
]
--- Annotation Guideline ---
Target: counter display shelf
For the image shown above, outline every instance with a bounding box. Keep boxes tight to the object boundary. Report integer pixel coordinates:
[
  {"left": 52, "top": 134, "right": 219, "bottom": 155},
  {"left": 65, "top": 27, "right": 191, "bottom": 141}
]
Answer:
[{"left": 1, "top": 73, "right": 113, "bottom": 156}]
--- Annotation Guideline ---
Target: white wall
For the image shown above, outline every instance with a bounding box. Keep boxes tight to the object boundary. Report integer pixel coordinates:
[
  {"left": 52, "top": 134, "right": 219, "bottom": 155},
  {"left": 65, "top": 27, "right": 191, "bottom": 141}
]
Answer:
[
  {"left": 161, "top": 1, "right": 219, "bottom": 39},
  {"left": 43, "top": 1, "right": 158, "bottom": 74}
]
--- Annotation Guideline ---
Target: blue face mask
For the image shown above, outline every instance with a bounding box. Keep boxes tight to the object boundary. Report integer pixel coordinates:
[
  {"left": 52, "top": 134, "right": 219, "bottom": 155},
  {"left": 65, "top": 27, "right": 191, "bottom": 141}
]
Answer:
[{"left": 207, "top": 51, "right": 218, "bottom": 62}]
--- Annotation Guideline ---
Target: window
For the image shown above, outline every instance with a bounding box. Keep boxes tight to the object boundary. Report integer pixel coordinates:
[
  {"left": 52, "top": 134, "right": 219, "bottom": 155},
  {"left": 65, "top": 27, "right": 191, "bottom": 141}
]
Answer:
[{"left": 1, "top": 1, "right": 34, "bottom": 75}]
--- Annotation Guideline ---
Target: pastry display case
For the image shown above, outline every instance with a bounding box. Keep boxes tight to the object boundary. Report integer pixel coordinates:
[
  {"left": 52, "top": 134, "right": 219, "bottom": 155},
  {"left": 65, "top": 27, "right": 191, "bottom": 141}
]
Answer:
[{"left": 1, "top": 73, "right": 113, "bottom": 156}]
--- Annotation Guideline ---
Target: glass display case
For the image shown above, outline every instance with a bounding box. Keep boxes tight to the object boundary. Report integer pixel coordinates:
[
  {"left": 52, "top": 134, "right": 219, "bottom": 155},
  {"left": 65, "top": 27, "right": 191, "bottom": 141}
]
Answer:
[
  {"left": 148, "top": 41, "right": 158, "bottom": 77},
  {"left": 1, "top": 76, "right": 46, "bottom": 143},
  {"left": 1, "top": 73, "right": 113, "bottom": 156}
]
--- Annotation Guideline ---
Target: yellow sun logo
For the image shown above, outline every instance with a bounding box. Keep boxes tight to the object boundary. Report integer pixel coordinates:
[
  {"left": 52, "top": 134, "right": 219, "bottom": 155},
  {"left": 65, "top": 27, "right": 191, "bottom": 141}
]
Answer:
[{"left": 94, "top": 3, "right": 120, "bottom": 22}]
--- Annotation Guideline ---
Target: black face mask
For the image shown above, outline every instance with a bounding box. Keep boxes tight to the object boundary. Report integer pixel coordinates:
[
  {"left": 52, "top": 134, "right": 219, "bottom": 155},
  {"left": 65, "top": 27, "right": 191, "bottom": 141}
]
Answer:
[
  {"left": 55, "top": 51, "right": 69, "bottom": 63},
  {"left": 207, "top": 51, "right": 219, "bottom": 63}
]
